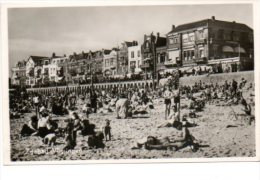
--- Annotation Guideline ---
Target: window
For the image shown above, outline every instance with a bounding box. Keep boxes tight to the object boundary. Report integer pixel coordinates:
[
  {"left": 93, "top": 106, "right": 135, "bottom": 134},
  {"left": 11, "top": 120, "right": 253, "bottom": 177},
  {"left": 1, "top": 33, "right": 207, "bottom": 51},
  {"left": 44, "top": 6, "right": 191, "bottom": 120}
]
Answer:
[
  {"left": 187, "top": 51, "right": 191, "bottom": 60},
  {"left": 182, "top": 34, "right": 188, "bottom": 43},
  {"left": 137, "top": 50, "right": 141, "bottom": 57},
  {"left": 249, "top": 34, "right": 253, "bottom": 43},
  {"left": 183, "top": 51, "right": 187, "bottom": 61},
  {"left": 169, "top": 38, "right": 174, "bottom": 45},
  {"left": 146, "top": 41, "right": 149, "bottom": 49},
  {"left": 218, "top": 29, "right": 224, "bottom": 39},
  {"left": 224, "top": 32, "right": 231, "bottom": 40},
  {"left": 199, "top": 49, "right": 204, "bottom": 58},
  {"left": 240, "top": 32, "right": 248, "bottom": 42},
  {"left": 160, "top": 54, "right": 165, "bottom": 63},
  {"left": 191, "top": 50, "right": 195, "bottom": 59},
  {"left": 189, "top": 33, "right": 195, "bottom": 41},
  {"left": 198, "top": 30, "right": 204, "bottom": 39},
  {"left": 213, "top": 45, "right": 219, "bottom": 56},
  {"left": 130, "top": 61, "right": 136, "bottom": 68},
  {"left": 131, "top": 51, "right": 134, "bottom": 58},
  {"left": 232, "top": 31, "right": 239, "bottom": 41},
  {"left": 174, "top": 36, "right": 178, "bottom": 43}
]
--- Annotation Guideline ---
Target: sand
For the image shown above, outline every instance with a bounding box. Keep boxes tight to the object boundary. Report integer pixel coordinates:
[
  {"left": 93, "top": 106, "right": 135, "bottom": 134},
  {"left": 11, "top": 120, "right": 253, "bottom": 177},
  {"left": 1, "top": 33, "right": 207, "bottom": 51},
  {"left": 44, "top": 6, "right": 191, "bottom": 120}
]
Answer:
[{"left": 9, "top": 88, "right": 255, "bottom": 161}]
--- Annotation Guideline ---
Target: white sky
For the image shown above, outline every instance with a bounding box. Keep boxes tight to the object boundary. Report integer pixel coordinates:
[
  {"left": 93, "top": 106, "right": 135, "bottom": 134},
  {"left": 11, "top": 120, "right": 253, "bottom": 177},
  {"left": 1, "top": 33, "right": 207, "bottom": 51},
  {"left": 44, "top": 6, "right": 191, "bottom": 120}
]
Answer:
[{"left": 8, "top": 4, "right": 253, "bottom": 70}]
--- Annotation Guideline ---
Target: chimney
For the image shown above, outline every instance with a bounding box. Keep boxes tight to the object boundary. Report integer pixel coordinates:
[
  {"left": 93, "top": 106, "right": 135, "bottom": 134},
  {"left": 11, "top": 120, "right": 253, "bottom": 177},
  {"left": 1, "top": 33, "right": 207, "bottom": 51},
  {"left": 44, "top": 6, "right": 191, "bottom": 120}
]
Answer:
[
  {"left": 52, "top": 52, "right": 56, "bottom": 58},
  {"left": 157, "top": 32, "right": 160, "bottom": 37},
  {"left": 64, "top": 54, "right": 66, "bottom": 57},
  {"left": 172, "top": 25, "right": 175, "bottom": 30},
  {"left": 211, "top": 16, "right": 215, "bottom": 21}
]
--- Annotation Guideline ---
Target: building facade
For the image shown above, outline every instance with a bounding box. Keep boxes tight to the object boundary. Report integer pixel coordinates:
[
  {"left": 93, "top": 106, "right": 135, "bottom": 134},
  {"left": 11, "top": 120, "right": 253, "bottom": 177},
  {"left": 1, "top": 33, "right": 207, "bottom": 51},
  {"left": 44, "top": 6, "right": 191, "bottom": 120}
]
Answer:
[
  {"left": 141, "top": 32, "right": 166, "bottom": 79},
  {"left": 166, "top": 16, "right": 254, "bottom": 71},
  {"left": 26, "top": 56, "right": 48, "bottom": 87},
  {"left": 103, "top": 49, "right": 118, "bottom": 77},
  {"left": 128, "top": 44, "right": 142, "bottom": 74},
  {"left": 117, "top": 41, "right": 137, "bottom": 76},
  {"left": 11, "top": 60, "right": 27, "bottom": 86}
]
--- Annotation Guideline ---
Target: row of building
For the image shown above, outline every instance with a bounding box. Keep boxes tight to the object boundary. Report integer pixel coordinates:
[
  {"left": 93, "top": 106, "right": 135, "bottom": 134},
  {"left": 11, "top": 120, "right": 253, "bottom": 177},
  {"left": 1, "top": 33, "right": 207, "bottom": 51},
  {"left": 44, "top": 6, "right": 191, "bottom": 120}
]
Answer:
[{"left": 11, "top": 16, "right": 254, "bottom": 87}]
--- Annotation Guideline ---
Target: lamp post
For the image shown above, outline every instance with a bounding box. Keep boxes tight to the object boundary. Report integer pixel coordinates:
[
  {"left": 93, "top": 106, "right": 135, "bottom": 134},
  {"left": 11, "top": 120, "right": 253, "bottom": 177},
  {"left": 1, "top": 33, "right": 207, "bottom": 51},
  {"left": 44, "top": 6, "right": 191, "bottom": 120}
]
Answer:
[{"left": 152, "top": 34, "right": 156, "bottom": 90}]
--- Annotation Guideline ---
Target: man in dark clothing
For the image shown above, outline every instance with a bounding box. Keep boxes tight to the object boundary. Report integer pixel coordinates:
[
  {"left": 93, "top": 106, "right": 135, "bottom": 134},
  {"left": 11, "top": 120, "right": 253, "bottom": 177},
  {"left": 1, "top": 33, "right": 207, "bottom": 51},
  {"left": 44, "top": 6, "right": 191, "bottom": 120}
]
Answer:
[
  {"left": 90, "top": 89, "right": 98, "bottom": 113},
  {"left": 232, "top": 79, "right": 238, "bottom": 95}
]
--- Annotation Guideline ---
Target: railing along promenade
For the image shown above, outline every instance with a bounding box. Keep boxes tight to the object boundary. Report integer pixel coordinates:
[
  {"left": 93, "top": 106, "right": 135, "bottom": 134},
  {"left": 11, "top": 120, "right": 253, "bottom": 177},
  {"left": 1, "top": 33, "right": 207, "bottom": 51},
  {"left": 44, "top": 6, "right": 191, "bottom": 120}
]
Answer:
[{"left": 26, "top": 80, "right": 155, "bottom": 93}]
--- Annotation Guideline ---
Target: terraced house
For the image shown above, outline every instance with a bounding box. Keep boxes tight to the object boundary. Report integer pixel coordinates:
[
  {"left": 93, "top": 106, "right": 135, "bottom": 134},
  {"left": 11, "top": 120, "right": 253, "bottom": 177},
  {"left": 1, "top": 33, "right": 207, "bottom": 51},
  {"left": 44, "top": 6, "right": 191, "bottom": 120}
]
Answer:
[
  {"left": 117, "top": 41, "right": 138, "bottom": 76},
  {"left": 11, "top": 60, "right": 27, "bottom": 86},
  {"left": 141, "top": 32, "right": 166, "bottom": 80}
]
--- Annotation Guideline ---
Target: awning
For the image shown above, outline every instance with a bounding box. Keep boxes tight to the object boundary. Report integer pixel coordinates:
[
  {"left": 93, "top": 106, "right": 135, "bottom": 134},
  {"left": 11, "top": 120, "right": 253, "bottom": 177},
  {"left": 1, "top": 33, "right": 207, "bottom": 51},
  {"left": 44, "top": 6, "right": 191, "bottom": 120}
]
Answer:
[
  {"left": 143, "top": 58, "right": 151, "bottom": 61},
  {"left": 134, "top": 68, "right": 143, "bottom": 74},
  {"left": 126, "top": 73, "right": 132, "bottom": 78},
  {"left": 179, "top": 67, "right": 193, "bottom": 72},
  {"left": 234, "top": 47, "right": 246, "bottom": 53},
  {"left": 104, "top": 69, "right": 112, "bottom": 75},
  {"left": 57, "top": 76, "right": 65, "bottom": 81},
  {"left": 222, "top": 46, "right": 234, "bottom": 53},
  {"left": 164, "top": 69, "right": 177, "bottom": 73}
]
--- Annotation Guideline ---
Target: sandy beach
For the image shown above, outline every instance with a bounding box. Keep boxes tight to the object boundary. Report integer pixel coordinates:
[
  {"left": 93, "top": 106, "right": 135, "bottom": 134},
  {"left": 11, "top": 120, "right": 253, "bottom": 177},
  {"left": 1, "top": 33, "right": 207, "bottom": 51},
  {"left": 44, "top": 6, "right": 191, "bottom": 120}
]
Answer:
[{"left": 10, "top": 86, "right": 255, "bottom": 161}]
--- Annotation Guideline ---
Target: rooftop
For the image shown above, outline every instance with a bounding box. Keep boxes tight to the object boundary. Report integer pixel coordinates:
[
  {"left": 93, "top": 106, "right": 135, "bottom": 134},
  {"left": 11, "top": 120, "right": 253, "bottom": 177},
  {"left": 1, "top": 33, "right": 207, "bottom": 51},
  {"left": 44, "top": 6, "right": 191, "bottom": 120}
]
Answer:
[{"left": 167, "top": 17, "right": 253, "bottom": 34}]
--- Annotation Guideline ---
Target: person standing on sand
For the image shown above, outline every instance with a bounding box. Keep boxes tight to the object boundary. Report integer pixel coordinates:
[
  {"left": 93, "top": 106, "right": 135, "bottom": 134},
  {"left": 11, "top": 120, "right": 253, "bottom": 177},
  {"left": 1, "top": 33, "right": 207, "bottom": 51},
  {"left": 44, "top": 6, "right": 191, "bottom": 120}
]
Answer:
[
  {"left": 90, "top": 89, "right": 98, "bottom": 113},
  {"left": 33, "top": 93, "right": 40, "bottom": 118},
  {"left": 163, "top": 85, "right": 173, "bottom": 120}
]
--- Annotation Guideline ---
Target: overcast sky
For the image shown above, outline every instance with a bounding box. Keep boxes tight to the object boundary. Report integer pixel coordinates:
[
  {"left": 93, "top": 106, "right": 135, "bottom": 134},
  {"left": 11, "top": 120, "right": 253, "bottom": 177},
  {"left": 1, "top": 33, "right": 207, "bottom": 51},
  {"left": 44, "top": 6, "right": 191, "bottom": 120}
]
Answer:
[{"left": 8, "top": 4, "right": 253, "bottom": 70}]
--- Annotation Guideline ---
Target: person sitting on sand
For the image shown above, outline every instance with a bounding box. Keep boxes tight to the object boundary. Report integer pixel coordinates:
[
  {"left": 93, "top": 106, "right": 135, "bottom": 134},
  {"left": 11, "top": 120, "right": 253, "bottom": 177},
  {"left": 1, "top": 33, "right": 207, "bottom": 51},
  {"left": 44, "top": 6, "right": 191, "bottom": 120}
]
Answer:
[
  {"left": 71, "top": 112, "right": 82, "bottom": 137},
  {"left": 80, "top": 119, "right": 96, "bottom": 136},
  {"left": 131, "top": 101, "right": 153, "bottom": 115},
  {"left": 63, "top": 121, "right": 77, "bottom": 151},
  {"left": 241, "top": 98, "right": 251, "bottom": 116},
  {"left": 20, "top": 115, "right": 38, "bottom": 136},
  {"left": 87, "top": 131, "right": 105, "bottom": 149},
  {"left": 157, "top": 108, "right": 180, "bottom": 129},
  {"left": 36, "top": 110, "right": 54, "bottom": 138}
]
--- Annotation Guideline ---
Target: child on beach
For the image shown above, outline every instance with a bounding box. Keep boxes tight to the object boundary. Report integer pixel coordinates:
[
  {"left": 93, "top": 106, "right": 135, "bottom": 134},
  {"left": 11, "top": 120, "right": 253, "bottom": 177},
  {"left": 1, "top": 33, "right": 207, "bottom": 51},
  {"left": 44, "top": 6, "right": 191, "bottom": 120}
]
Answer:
[{"left": 103, "top": 119, "right": 112, "bottom": 141}]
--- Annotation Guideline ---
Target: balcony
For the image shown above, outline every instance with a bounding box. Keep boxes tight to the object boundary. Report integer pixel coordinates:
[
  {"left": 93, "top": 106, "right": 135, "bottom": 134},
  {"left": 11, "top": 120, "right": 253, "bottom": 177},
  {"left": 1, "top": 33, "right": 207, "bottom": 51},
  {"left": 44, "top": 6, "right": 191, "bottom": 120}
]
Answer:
[
  {"left": 164, "top": 60, "right": 176, "bottom": 66},
  {"left": 143, "top": 48, "right": 151, "bottom": 53},
  {"left": 110, "top": 65, "right": 116, "bottom": 70},
  {"left": 140, "top": 63, "right": 150, "bottom": 69},
  {"left": 195, "top": 38, "right": 207, "bottom": 45},
  {"left": 196, "top": 57, "right": 207, "bottom": 64}
]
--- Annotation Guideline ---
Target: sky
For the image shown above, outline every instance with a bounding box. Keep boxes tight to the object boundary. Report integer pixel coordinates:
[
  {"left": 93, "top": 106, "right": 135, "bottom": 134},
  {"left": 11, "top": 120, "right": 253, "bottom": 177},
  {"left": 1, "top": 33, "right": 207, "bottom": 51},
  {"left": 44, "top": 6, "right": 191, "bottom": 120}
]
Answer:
[{"left": 8, "top": 4, "right": 253, "bottom": 71}]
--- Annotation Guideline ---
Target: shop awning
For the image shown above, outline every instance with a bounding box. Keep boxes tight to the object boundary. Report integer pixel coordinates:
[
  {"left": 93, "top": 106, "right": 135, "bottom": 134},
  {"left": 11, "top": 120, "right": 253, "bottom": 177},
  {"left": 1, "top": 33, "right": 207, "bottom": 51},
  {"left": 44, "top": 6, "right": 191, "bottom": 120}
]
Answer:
[
  {"left": 57, "top": 76, "right": 65, "bottom": 81},
  {"left": 134, "top": 68, "right": 143, "bottom": 74},
  {"left": 234, "top": 47, "right": 246, "bottom": 53},
  {"left": 222, "top": 46, "right": 234, "bottom": 53}
]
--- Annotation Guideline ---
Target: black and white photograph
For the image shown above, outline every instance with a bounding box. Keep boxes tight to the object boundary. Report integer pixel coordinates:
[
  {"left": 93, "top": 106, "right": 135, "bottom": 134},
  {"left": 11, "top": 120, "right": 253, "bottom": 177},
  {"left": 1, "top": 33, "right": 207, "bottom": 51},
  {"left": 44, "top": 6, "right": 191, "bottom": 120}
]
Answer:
[{"left": 2, "top": 2, "right": 259, "bottom": 164}]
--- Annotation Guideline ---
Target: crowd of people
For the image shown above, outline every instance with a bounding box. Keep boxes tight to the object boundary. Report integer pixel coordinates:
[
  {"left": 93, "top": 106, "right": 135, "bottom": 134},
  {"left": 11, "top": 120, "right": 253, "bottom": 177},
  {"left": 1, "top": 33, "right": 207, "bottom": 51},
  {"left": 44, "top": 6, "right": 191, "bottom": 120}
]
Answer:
[{"left": 9, "top": 74, "right": 254, "bottom": 155}]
